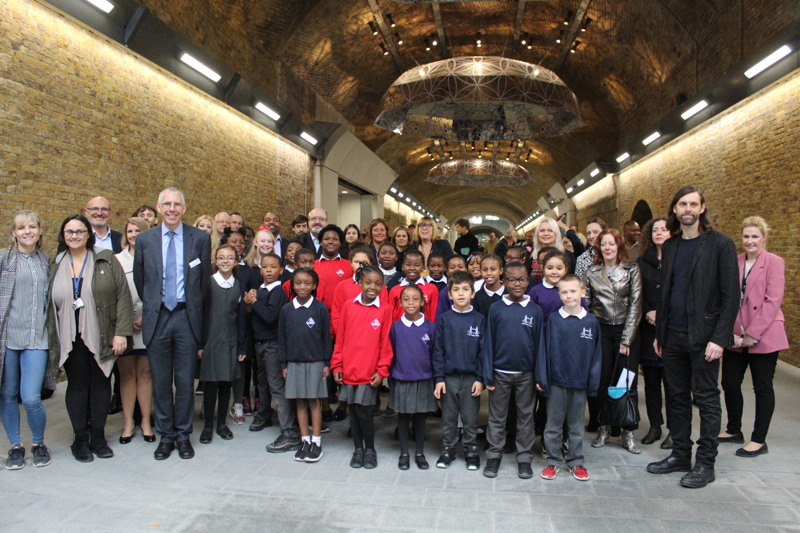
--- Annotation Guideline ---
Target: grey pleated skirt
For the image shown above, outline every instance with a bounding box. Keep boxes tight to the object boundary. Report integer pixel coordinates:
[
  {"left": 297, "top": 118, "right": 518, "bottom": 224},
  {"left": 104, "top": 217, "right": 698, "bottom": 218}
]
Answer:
[
  {"left": 285, "top": 361, "right": 328, "bottom": 400},
  {"left": 340, "top": 383, "right": 378, "bottom": 406},
  {"left": 388, "top": 378, "right": 436, "bottom": 414}
]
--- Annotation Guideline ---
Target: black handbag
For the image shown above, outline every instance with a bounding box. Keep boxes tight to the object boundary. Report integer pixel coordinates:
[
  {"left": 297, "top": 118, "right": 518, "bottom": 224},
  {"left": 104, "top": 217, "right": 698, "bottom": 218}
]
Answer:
[{"left": 599, "top": 358, "right": 640, "bottom": 428}]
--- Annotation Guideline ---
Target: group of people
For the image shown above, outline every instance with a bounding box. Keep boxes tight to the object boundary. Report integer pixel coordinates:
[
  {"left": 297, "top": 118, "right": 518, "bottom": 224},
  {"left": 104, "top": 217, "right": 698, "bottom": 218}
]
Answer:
[{"left": 0, "top": 185, "right": 787, "bottom": 489}]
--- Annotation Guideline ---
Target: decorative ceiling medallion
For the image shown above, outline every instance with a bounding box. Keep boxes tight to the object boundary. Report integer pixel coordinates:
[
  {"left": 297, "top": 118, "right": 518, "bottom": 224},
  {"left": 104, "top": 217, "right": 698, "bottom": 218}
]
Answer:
[
  {"left": 375, "top": 56, "right": 583, "bottom": 141},
  {"left": 426, "top": 158, "right": 532, "bottom": 187}
]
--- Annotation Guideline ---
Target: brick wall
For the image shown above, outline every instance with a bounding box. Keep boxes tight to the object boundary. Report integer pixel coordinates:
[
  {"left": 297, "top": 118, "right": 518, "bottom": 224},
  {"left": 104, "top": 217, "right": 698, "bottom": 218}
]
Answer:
[
  {"left": 574, "top": 69, "right": 800, "bottom": 365},
  {"left": 0, "top": 0, "right": 313, "bottom": 252}
]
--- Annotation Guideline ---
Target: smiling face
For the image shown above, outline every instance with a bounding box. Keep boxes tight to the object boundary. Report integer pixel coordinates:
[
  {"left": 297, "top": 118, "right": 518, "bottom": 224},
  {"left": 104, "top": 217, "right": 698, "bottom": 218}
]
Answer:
[
  {"left": 320, "top": 230, "right": 341, "bottom": 258},
  {"left": 255, "top": 230, "right": 275, "bottom": 256},
  {"left": 227, "top": 232, "right": 246, "bottom": 258},
  {"left": 13, "top": 215, "right": 41, "bottom": 252},
  {"left": 400, "top": 287, "right": 423, "bottom": 319},
  {"left": 503, "top": 265, "right": 529, "bottom": 300},
  {"left": 742, "top": 226, "right": 766, "bottom": 257},
  {"left": 417, "top": 222, "right": 433, "bottom": 242},
  {"left": 447, "top": 256, "right": 467, "bottom": 275},
  {"left": 84, "top": 197, "right": 112, "bottom": 230},
  {"left": 215, "top": 247, "right": 236, "bottom": 276},
  {"left": 196, "top": 219, "right": 213, "bottom": 234},
  {"left": 543, "top": 256, "right": 567, "bottom": 286},
  {"left": 345, "top": 226, "right": 360, "bottom": 244},
  {"left": 138, "top": 208, "right": 156, "bottom": 226},
  {"left": 427, "top": 257, "right": 446, "bottom": 280},
  {"left": 586, "top": 222, "right": 603, "bottom": 247},
  {"left": 394, "top": 229, "right": 409, "bottom": 248},
  {"left": 359, "top": 271, "right": 383, "bottom": 304},
  {"left": 480, "top": 257, "right": 503, "bottom": 288},
  {"left": 214, "top": 213, "right": 231, "bottom": 236},
  {"left": 468, "top": 257, "right": 482, "bottom": 280},
  {"left": 308, "top": 209, "right": 327, "bottom": 237},
  {"left": 378, "top": 245, "right": 397, "bottom": 269},
  {"left": 230, "top": 214, "right": 244, "bottom": 231},
  {"left": 370, "top": 222, "right": 387, "bottom": 245},
  {"left": 64, "top": 219, "right": 90, "bottom": 251},
  {"left": 600, "top": 233, "right": 619, "bottom": 265},
  {"left": 125, "top": 222, "right": 142, "bottom": 250},
  {"left": 157, "top": 190, "right": 186, "bottom": 230},
  {"left": 402, "top": 253, "right": 424, "bottom": 282},
  {"left": 537, "top": 221, "right": 556, "bottom": 246},
  {"left": 292, "top": 271, "right": 316, "bottom": 302}
]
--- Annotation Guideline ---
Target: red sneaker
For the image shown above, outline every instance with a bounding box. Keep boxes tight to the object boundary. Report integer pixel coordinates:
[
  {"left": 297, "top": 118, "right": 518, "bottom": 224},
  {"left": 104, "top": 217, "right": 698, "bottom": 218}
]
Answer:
[
  {"left": 541, "top": 465, "right": 559, "bottom": 480},
  {"left": 571, "top": 465, "right": 590, "bottom": 481}
]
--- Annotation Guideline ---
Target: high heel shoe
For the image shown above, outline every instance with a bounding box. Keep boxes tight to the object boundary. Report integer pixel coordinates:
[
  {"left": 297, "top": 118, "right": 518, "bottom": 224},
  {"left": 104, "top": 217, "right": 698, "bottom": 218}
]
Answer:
[{"left": 142, "top": 432, "right": 156, "bottom": 443}]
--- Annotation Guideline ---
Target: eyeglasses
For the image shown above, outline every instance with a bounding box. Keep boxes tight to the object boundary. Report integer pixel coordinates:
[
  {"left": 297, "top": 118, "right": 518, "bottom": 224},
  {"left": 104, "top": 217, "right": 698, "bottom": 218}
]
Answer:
[
  {"left": 504, "top": 277, "right": 527, "bottom": 285},
  {"left": 355, "top": 261, "right": 369, "bottom": 268},
  {"left": 159, "top": 202, "right": 184, "bottom": 209},
  {"left": 64, "top": 229, "right": 88, "bottom": 237},
  {"left": 86, "top": 207, "right": 111, "bottom": 213},
  {"left": 217, "top": 256, "right": 236, "bottom": 262},
  {"left": 418, "top": 223, "right": 433, "bottom": 228}
]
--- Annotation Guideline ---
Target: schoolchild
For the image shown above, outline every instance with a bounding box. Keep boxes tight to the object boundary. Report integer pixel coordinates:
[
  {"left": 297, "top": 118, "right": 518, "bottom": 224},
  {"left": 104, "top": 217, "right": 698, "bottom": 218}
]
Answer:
[
  {"left": 313, "top": 225, "right": 353, "bottom": 307},
  {"left": 424, "top": 251, "right": 448, "bottom": 292},
  {"left": 482, "top": 262, "right": 545, "bottom": 480},
  {"left": 279, "top": 239, "right": 302, "bottom": 283},
  {"left": 536, "top": 275, "right": 601, "bottom": 481},
  {"left": 389, "top": 285, "right": 437, "bottom": 470},
  {"left": 432, "top": 271, "right": 484, "bottom": 470},
  {"left": 198, "top": 245, "right": 246, "bottom": 444},
  {"left": 388, "top": 250, "right": 439, "bottom": 322},
  {"left": 279, "top": 269, "right": 332, "bottom": 463},
  {"left": 377, "top": 243, "right": 399, "bottom": 287},
  {"left": 435, "top": 255, "right": 468, "bottom": 321},
  {"left": 467, "top": 252, "right": 485, "bottom": 292},
  {"left": 282, "top": 248, "right": 330, "bottom": 308},
  {"left": 474, "top": 254, "right": 505, "bottom": 317},
  {"left": 331, "top": 266, "right": 393, "bottom": 469}
]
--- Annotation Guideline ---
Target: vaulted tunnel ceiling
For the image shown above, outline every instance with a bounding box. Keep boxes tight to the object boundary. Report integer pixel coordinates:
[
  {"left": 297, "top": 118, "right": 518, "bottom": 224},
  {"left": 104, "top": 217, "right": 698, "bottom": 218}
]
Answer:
[{"left": 141, "top": 0, "right": 800, "bottom": 222}]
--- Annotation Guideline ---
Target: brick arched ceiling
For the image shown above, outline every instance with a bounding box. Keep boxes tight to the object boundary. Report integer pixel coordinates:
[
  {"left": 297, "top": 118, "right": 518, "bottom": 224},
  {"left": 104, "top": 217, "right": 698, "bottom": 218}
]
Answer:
[{"left": 141, "top": 0, "right": 799, "bottom": 222}]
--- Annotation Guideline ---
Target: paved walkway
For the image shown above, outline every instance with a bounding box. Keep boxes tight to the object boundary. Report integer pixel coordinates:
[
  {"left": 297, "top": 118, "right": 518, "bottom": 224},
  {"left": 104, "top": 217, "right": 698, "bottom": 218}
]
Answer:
[{"left": 2, "top": 362, "right": 799, "bottom": 532}]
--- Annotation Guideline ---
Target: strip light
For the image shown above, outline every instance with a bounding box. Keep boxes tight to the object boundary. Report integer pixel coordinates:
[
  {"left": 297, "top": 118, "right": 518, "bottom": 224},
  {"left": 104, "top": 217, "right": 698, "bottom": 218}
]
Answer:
[
  {"left": 744, "top": 45, "right": 792, "bottom": 79},
  {"left": 300, "top": 131, "right": 318, "bottom": 145},
  {"left": 680, "top": 100, "right": 708, "bottom": 120},
  {"left": 616, "top": 152, "right": 630, "bottom": 163},
  {"left": 255, "top": 102, "right": 280, "bottom": 121},
  {"left": 642, "top": 131, "right": 661, "bottom": 146},
  {"left": 179, "top": 53, "right": 222, "bottom": 83},
  {"left": 84, "top": 0, "right": 114, "bottom": 13},
  {"left": 589, "top": 168, "right": 600, "bottom": 177},
  {"left": 577, "top": 179, "right": 585, "bottom": 186}
]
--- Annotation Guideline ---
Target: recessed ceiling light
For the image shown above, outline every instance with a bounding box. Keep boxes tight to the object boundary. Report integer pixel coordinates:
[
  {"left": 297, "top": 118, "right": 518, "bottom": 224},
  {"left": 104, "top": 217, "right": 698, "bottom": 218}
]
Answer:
[
  {"left": 255, "top": 102, "right": 280, "bottom": 121},
  {"left": 179, "top": 53, "right": 222, "bottom": 83},
  {"left": 680, "top": 100, "right": 709, "bottom": 120},
  {"left": 577, "top": 179, "right": 585, "bottom": 186},
  {"left": 566, "top": 187, "right": 573, "bottom": 194},
  {"left": 744, "top": 45, "right": 792, "bottom": 78},
  {"left": 300, "top": 131, "right": 318, "bottom": 145},
  {"left": 590, "top": 168, "right": 599, "bottom": 177}
]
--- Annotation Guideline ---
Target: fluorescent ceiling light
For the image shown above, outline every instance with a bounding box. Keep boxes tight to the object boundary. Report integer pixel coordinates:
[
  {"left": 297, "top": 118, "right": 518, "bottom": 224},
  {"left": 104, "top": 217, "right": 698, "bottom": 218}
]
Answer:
[
  {"left": 390, "top": 187, "right": 397, "bottom": 193},
  {"left": 469, "top": 216, "right": 483, "bottom": 225},
  {"left": 642, "top": 131, "right": 661, "bottom": 146},
  {"left": 398, "top": 193, "right": 404, "bottom": 198},
  {"left": 84, "top": 0, "right": 114, "bottom": 13},
  {"left": 744, "top": 45, "right": 792, "bottom": 79},
  {"left": 680, "top": 100, "right": 708, "bottom": 120},
  {"left": 300, "top": 131, "right": 318, "bottom": 145},
  {"left": 179, "top": 53, "right": 222, "bottom": 83},
  {"left": 485, "top": 215, "right": 499, "bottom": 221},
  {"left": 577, "top": 179, "right": 585, "bottom": 186},
  {"left": 616, "top": 152, "right": 630, "bottom": 163},
  {"left": 412, "top": 202, "right": 417, "bottom": 206},
  {"left": 566, "top": 187, "right": 574, "bottom": 194},
  {"left": 255, "top": 102, "right": 280, "bottom": 121},
  {"left": 590, "top": 168, "right": 600, "bottom": 177}
]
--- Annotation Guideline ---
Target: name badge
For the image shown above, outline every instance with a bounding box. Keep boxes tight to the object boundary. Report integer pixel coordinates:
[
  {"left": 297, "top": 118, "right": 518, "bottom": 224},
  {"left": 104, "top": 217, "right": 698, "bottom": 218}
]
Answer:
[
  {"left": 189, "top": 258, "right": 201, "bottom": 268},
  {"left": 73, "top": 298, "right": 85, "bottom": 310}
]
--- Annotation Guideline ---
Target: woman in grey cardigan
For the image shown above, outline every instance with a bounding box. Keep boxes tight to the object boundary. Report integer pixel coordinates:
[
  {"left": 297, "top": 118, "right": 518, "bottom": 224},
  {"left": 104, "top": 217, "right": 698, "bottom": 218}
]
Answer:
[{"left": 0, "top": 210, "right": 52, "bottom": 469}]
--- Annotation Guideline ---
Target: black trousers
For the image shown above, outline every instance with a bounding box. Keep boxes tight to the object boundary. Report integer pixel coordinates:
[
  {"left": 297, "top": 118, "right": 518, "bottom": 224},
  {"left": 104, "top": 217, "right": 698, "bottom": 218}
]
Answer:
[
  {"left": 588, "top": 323, "right": 638, "bottom": 430},
  {"left": 721, "top": 348, "right": 778, "bottom": 444},
  {"left": 642, "top": 363, "right": 671, "bottom": 429},
  {"left": 63, "top": 336, "right": 111, "bottom": 437},
  {"left": 662, "top": 330, "right": 721, "bottom": 467}
]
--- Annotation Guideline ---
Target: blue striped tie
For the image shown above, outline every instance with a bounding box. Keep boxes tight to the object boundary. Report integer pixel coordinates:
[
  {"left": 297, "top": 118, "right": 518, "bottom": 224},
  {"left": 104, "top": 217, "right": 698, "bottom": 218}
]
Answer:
[{"left": 164, "top": 230, "right": 177, "bottom": 310}]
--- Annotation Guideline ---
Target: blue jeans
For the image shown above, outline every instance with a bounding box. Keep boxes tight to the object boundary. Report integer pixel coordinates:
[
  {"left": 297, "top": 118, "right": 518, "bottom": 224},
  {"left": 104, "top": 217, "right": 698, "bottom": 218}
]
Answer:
[{"left": 1, "top": 349, "right": 48, "bottom": 445}]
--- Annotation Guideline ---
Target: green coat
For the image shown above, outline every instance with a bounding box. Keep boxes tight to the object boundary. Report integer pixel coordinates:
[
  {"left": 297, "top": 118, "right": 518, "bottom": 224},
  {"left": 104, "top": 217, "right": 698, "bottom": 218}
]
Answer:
[{"left": 46, "top": 248, "right": 133, "bottom": 379}]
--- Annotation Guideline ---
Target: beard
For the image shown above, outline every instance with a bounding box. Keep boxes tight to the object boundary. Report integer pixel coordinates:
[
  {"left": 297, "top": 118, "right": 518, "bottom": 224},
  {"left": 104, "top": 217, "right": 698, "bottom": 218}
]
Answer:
[{"left": 679, "top": 212, "right": 699, "bottom": 226}]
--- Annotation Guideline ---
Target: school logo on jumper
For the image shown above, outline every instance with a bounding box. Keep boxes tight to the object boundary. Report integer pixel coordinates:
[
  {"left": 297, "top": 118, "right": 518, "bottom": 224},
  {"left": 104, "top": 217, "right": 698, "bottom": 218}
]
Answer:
[
  {"left": 521, "top": 315, "right": 535, "bottom": 328},
  {"left": 467, "top": 326, "right": 480, "bottom": 337},
  {"left": 306, "top": 318, "right": 316, "bottom": 328},
  {"left": 371, "top": 319, "right": 381, "bottom": 330},
  {"left": 336, "top": 269, "right": 345, "bottom": 277},
  {"left": 580, "top": 327, "right": 593, "bottom": 339},
  {"left": 421, "top": 333, "right": 431, "bottom": 344}
]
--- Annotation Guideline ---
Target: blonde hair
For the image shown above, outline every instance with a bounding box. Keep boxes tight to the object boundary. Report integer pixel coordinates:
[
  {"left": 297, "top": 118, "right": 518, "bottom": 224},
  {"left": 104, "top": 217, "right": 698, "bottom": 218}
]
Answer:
[
  {"left": 194, "top": 215, "right": 213, "bottom": 229},
  {"left": 741, "top": 216, "right": 771, "bottom": 236},
  {"left": 11, "top": 210, "right": 43, "bottom": 249},
  {"left": 532, "top": 217, "right": 564, "bottom": 257},
  {"left": 411, "top": 216, "right": 440, "bottom": 243},
  {"left": 121, "top": 217, "right": 150, "bottom": 250},
  {"left": 244, "top": 229, "right": 276, "bottom": 267}
]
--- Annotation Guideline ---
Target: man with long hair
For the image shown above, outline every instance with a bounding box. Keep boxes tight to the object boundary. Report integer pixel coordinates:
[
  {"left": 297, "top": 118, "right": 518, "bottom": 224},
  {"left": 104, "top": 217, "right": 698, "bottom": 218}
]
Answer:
[{"left": 647, "top": 185, "right": 738, "bottom": 488}]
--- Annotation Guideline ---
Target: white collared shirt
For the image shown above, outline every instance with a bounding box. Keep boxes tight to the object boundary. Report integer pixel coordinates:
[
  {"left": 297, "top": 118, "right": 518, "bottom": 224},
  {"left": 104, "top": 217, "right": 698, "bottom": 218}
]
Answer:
[
  {"left": 93, "top": 228, "right": 113, "bottom": 251},
  {"left": 424, "top": 274, "right": 447, "bottom": 285},
  {"left": 292, "top": 296, "right": 315, "bottom": 309},
  {"left": 400, "top": 315, "right": 425, "bottom": 327},
  {"left": 213, "top": 272, "right": 235, "bottom": 289},
  {"left": 542, "top": 280, "right": 556, "bottom": 289},
  {"left": 354, "top": 293, "right": 381, "bottom": 308},
  {"left": 399, "top": 277, "right": 427, "bottom": 287},
  {"left": 474, "top": 279, "right": 485, "bottom": 291},
  {"left": 558, "top": 307, "right": 588, "bottom": 319},
  {"left": 319, "top": 254, "right": 341, "bottom": 261},
  {"left": 450, "top": 305, "right": 474, "bottom": 314},
  {"left": 483, "top": 284, "right": 505, "bottom": 297},
  {"left": 261, "top": 280, "right": 282, "bottom": 291},
  {"left": 502, "top": 294, "right": 531, "bottom": 307}
]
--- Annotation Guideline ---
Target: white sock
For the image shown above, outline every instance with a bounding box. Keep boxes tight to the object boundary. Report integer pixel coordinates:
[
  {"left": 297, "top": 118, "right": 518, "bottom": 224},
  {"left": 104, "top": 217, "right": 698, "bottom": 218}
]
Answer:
[
  {"left": 303, "top": 436, "right": 312, "bottom": 443},
  {"left": 312, "top": 435, "right": 321, "bottom": 446}
]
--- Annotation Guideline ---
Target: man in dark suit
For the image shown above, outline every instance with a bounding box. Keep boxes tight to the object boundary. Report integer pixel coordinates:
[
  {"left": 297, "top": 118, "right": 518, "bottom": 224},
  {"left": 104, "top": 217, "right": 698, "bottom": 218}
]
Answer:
[
  {"left": 262, "top": 211, "right": 287, "bottom": 260},
  {"left": 84, "top": 196, "right": 123, "bottom": 253},
  {"left": 647, "top": 185, "right": 738, "bottom": 488},
  {"left": 297, "top": 207, "right": 327, "bottom": 258},
  {"left": 133, "top": 187, "right": 211, "bottom": 460}
]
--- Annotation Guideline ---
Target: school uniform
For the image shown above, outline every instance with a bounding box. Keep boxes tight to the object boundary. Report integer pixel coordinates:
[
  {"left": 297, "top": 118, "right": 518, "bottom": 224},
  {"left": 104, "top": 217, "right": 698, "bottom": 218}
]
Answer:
[
  {"left": 331, "top": 277, "right": 389, "bottom": 338},
  {"left": 424, "top": 274, "right": 448, "bottom": 293},
  {"left": 385, "top": 271, "right": 403, "bottom": 292},
  {"left": 379, "top": 266, "right": 397, "bottom": 287},
  {"left": 432, "top": 306, "right": 484, "bottom": 451},
  {"left": 527, "top": 281, "right": 588, "bottom": 320},
  {"left": 389, "top": 315, "right": 437, "bottom": 413},
  {"left": 314, "top": 256, "right": 353, "bottom": 308},
  {"left": 536, "top": 308, "right": 602, "bottom": 468},
  {"left": 483, "top": 295, "right": 545, "bottom": 464},
  {"left": 199, "top": 273, "right": 245, "bottom": 382},
  {"left": 388, "top": 279, "right": 439, "bottom": 322},
  {"left": 474, "top": 284, "right": 505, "bottom": 317},
  {"left": 279, "top": 297, "right": 332, "bottom": 399},
  {"left": 330, "top": 294, "right": 393, "bottom": 406},
  {"left": 282, "top": 277, "right": 331, "bottom": 309}
]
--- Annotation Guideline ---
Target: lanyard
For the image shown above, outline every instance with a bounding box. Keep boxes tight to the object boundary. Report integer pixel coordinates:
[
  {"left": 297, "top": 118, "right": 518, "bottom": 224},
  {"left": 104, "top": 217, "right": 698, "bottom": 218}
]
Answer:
[{"left": 68, "top": 251, "right": 89, "bottom": 299}]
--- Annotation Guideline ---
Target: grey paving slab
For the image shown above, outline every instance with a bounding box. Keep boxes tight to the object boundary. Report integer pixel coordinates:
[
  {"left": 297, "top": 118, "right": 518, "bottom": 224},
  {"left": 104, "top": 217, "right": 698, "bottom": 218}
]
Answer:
[{"left": 1, "top": 360, "right": 798, "bottom": 532}]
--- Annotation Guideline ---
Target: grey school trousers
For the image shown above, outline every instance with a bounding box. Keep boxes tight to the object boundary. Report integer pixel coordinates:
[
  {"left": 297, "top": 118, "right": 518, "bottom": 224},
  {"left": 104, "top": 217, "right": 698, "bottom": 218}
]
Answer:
[
  {"left": 255, "top": 340, "right": 298, "bottom": 438},
  {"left": 544, "top": 386, "right": 587, "bottom": 468},
  {"left": 486, "top": 371, "right": 535, "bottom": 463},
  {"left": 441, "top": 373, "right": 481, "bottom": 451}
]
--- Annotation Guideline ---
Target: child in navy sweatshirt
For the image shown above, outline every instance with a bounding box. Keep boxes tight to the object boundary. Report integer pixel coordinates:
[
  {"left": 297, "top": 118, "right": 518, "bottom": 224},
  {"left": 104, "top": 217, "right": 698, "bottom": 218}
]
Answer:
[
  {"left": 474, "top": 254, "right": 505, "bottom": 316},
  {"left": 244, "top": 253, "right": 298, "bottom": 452},
  {"left": 527, "top": 250, "right": 587, "bottom": 319},
  {"left": 482, "top": 262, "right": 545, "bottom": 480},
  {"left": 423, "top": 251, "right": 448, "bottom": 292},
  {"left": 432, "top": 271, "right": 484, "bottom": 471},
  {"left": 536, "top": 275, "right": 601, "bottom": 482},
  {"left": 435, "top": 255, "right": 468, "bottom": 321},
  {"left": 389, "top": 285, "right": 437, "bottom": 471},
  {"left": 279, "top": 268, "right": 332, "bottom": 463}
]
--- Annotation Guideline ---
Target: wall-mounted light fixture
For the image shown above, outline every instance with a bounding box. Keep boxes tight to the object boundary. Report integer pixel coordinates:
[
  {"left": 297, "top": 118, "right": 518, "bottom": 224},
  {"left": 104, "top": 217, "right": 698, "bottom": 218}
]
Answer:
[
  {"left": 179, "top": 52, "right": 221, "bottom": 82},
  {"left": 386, "top": 13, "right": 396, "bottom": 28},
  {"left": 680, "top": 99, "right": 709, "bottom": 120},
  {"left": 300, "top": 131, "right": 318, "bottom": 145},
  {"left": 368, "top": 21, "right": 378, "bottom": 36},
  {"left": 641, "top": 131, "right": 661, "bottom": 146},
  {"left": 83, "top": 0, "right": 114, "bottom": 13},
  {"left": 581, "top": 18, "right": 592, "bottom": 32},
  {"left": 744, "top": 44, "right": 792, "bottom": 78},
  {"left": 476, "top": 33, "right": 482, "bottom": 48},
  {"left": 255, "top": 102, "right": 280, "bottom": 121}
]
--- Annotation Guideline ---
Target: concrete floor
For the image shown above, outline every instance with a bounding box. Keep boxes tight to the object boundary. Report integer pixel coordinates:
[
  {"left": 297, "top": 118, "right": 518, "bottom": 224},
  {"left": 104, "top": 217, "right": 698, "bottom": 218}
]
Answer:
[{"left": 1, "top": 362, "right": 799, "bottom": 533}]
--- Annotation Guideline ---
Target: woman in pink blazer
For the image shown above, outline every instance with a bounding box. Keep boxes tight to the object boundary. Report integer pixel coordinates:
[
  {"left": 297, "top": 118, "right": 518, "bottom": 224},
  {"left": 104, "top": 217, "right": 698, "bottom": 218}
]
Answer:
[{"left": 719, "top": 216, "right": 789, "bottom": 457}]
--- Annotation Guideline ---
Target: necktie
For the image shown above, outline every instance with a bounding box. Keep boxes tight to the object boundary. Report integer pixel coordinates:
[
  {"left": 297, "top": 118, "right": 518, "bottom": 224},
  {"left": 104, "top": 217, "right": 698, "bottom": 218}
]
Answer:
[{"left": 164, "top": 230, "right": 177, "bottom": 310}]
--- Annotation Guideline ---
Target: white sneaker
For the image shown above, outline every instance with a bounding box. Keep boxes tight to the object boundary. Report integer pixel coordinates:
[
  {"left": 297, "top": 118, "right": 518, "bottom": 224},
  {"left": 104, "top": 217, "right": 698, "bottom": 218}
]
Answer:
[{"left": 232, "top": 403, "right": 245, "bottom": 425}]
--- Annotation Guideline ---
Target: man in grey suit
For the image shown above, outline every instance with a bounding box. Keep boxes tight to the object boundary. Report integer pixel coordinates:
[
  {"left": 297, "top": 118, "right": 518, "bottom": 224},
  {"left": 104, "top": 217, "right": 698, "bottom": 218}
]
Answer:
[{"left": 133, "top": 187, "right": 211, "bottom": 460}]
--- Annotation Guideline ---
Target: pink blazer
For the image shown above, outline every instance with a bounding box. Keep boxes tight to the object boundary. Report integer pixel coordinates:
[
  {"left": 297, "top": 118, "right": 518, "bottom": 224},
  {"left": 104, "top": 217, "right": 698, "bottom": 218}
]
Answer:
[{"left": 732, "top": 251, "right": 789, "bottom": 354}]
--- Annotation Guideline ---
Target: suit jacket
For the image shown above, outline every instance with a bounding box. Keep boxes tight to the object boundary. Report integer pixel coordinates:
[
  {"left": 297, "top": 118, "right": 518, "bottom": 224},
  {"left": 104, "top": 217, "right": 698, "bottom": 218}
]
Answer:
[
  {"left": 656, "top": 230, "right": 739, "bottom": 351},
  {"left": 133, "top": 222, "right": 211, "bottom": 346},
  {"left": 297, "top": 232, "right": 323, "bottom": 258},
  {"left": 732, "top": 251, "right": 788, "bottom": 354}
]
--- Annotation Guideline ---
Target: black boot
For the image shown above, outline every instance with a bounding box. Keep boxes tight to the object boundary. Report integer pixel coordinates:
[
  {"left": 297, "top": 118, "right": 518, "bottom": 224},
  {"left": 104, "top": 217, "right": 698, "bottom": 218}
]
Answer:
[
  {"left": 90, "top": 431, "right": 114, "bottom": 459},
  {"left": 71, "top": 433, "right": 93, "bottom": 463},
  {"left": 642, "top": 426, "right": 662, "bottom": 445}
]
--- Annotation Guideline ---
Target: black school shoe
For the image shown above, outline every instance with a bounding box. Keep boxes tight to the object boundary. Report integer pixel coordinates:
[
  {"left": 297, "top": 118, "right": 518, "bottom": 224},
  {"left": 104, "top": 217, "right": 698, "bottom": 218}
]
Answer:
[
  {"left": 483, "top": 458, "right": 501, "bottom": 478},
  {"left": 680, "top": 464, "right": 715, "bottom": 488},
  {"left": 436, "top": 447, "right": 456, "bottom": 469},
  {"left": 363, "top": 449, "right": 378, "bottom": 469},
  {"left": 736, "top": 443, "right": 768, "bottom": 457},
  {"left": 216, "top": 425, "right": 233, "bottom": 440},
  {"left": 518, "top": 462, "right": 533, "bottom": 479},
  {"left": 199, "top": 428, "right": 213, "bottom": 444},
  {"left": 350, "top": 448, "right": 365, "bottom": 468},
  {"left": 415, "top": 454, "right": 430, "bottom": 470},
  {"left": 398, "top": 453, "right": 410, "bottom": 470}
]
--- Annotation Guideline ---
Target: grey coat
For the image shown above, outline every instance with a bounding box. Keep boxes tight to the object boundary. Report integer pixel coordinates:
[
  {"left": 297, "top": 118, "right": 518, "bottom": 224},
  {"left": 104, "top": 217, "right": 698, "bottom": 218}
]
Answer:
[{"left": 0, "top": 246, "right": 52, "bottom": 389}]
